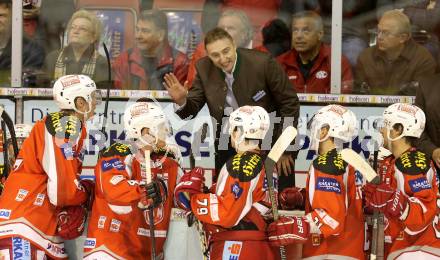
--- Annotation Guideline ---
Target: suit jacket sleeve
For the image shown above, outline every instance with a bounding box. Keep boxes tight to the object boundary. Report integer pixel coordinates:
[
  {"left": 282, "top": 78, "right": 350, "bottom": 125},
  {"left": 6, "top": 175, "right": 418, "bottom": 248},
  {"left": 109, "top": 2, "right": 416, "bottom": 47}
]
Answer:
[
  {"left": 415, "top": 82, "right": 438, "bottom": 157},
  {"left": 175, "top": 62, "right": 207, "bottom": 120}
]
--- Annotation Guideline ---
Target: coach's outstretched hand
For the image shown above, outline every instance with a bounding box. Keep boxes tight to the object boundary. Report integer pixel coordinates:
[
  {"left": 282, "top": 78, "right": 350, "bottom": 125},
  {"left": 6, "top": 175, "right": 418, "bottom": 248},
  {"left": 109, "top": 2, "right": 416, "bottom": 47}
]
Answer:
[{"left": 164, "top": 73, "right": 189, "bottom": 106}]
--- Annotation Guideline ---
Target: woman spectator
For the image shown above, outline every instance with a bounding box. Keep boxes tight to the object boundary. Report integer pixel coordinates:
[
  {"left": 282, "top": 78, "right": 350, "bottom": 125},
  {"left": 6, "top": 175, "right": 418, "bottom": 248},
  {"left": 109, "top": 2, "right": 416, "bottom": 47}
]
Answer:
[{"left": 43, "top": 9, "right": 108, "bottom": 84}]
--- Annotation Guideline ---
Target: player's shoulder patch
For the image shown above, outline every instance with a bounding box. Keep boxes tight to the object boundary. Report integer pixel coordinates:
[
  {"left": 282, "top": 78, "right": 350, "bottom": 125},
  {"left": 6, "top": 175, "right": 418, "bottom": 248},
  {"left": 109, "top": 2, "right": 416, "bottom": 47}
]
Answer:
[
  {"left": 313, "top": 149, "right": 347, "bottom": 176},
  {"left": 395, "top": 149, "right": 430, "bottom": 175},
  {"left": 102, "top": 143, "right": 133, "bottom": 158},
  {"left": 226, "top": 152, "right": 263, "bottom": 182},
  {"left": 45, "top": 111, "right": 82, "bottom": 140}
]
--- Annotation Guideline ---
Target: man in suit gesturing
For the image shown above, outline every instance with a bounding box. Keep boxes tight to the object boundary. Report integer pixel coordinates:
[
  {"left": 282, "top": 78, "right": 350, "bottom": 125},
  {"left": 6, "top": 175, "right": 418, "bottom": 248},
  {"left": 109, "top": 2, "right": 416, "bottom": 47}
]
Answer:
[{"left": 164, "top": 28, "right": 300, "bottom": 191}]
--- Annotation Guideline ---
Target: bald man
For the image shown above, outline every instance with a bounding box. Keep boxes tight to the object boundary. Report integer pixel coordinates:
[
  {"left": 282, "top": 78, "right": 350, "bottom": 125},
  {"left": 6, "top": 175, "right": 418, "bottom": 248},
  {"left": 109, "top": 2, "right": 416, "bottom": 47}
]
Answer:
[{"left": 355, "top": 10, "right": 436, "bottom": 95}]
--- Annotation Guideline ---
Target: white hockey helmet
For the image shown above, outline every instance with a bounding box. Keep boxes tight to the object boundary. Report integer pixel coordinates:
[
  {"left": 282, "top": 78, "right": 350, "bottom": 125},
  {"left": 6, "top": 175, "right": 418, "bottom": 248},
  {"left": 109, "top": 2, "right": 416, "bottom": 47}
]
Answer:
[
  {"left": 6, "top": 123, "right": 33, "bottom": 140},
  {"left": 53, "top": 74, "right": 99, "bottom": 113},
  {"left": 308, "top": 105, "right": 358, "bottom": 151},
  {"left": 123, "top": 102, "right": 171, "bottom": 147},
  {"left": 381, "top": 103, "right": 425, "bottom": 141},
  {"left": 229, "top": 106, "right": 270, "bottom": 152}
]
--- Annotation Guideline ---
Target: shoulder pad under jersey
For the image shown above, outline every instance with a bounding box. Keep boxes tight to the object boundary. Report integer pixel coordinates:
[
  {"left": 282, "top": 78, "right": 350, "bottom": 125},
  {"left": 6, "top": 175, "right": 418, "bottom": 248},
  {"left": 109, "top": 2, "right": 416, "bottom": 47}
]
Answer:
[
  {"left": 395, "top": 149, "right": 430, "bottom": 175},
  {"left": 45, "top": 111, "right": 82, "bottom": 141},
  {"left": 102, "top": 143, "right": 133, "bottom": 158},
  {"left": 313, "top": 149, "right": 347, "bottom": 176},
  {"left": 226, "top": 152, "right": 263, "bottom": 182}
]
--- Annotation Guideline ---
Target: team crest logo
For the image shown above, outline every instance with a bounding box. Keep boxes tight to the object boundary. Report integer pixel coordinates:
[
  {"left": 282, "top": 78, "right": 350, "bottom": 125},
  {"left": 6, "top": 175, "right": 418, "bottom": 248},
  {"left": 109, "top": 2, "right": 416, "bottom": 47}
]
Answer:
[{"left": 315, "top": 70, "right": 328, "bottom": 79}]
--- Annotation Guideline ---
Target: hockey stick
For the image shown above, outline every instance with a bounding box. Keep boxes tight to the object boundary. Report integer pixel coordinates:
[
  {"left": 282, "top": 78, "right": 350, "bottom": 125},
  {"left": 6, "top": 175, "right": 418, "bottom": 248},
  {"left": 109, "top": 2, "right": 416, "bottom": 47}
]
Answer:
[
  {"left": 188, "top": 123, "right": 209, "bottom": 260},
  {"left": 98, "top": 43, "right": 112, "bottom": 158},
  {"left": 265, "top": 126, "right": 298, "bottom": 260},
  {"left": 339, "top": 148, "right": 383, "bottom": 260},
  {"left": 144, "top": 149, "right": 157, "bottom": 260}
]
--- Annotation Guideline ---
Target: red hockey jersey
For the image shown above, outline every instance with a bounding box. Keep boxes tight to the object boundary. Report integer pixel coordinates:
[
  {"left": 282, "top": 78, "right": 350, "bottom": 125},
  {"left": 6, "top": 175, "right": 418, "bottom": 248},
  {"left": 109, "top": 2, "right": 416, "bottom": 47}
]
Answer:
[
  {"left": 83, "top": 143, "right": 183, "bottom": 260},
  {"left": 377, "top": 148, "right": 440, "bottom": 259},
  {"left": 302, "top": 148, "right": 365, "bottom": 259},
  {"left": 0, "top": 112, "right": 89, "bottom": 259}
]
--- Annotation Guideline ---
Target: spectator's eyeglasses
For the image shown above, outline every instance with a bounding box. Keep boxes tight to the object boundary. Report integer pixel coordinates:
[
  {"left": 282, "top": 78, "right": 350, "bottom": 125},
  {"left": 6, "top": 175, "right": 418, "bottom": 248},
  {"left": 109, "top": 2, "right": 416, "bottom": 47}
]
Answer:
[
  {"left": 69, "top": 25, "right": 92, "bottom": 33},
  {"left": 376, "top": 29, "right": 401, "bottom": 38}
]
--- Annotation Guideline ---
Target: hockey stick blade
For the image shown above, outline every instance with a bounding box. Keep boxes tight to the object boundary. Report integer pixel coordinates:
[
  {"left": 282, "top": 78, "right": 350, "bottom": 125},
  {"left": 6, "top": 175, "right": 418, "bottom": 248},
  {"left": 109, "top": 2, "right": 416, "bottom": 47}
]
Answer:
[
  {"left": 264, "top": 126, "right": 297, "bottom": 260},
  {"left": 340, "top": 148, "right": 379, "bottom": 184}
]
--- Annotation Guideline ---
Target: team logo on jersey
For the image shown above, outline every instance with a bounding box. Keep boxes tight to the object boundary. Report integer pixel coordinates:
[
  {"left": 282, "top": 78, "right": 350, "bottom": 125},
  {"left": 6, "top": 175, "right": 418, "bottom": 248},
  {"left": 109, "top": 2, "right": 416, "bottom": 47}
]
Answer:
[
  {"left": 109, "top": 219, "right": 121, "bottom": 232},
  {"left": 15, "top": 189, "right": 29, "bottom": 202},
  {"left": 84, "top": 238, "right": 96, "bottom": 249},
  {"left": 222, "top": 241, "right": 242, "bottom": 259},
  {"left": 13, "top": 159, "right": 23, "bottom": 171},
  {"left": 409, "top": 177, "right": 431, "bottom": 193},
  {"left": 33, "top": 193, "right": 45, "bottom": 206},
  {"left": 0, "top": 209, "right": 11, "bottom": 219},
  {"left": 316, "top": 177, "right": 341, "bottom": 194},
  {"left": 231, "top": 182, "right": 243, "bottom": 199},
  {"left": 101, "top": 158, "right": 125, "bottom": 172},
  {"left": 110, "top": 175, "right": 124, "bottom": 185},
  {"left": 315, "top": 71, "right": 328, "bottom": 79},
  {"left": 12, "top": 237, "right": 31, "bottom": 260},
  {"left": 98, "top": 216, "right": 106, "bottom": 229}
]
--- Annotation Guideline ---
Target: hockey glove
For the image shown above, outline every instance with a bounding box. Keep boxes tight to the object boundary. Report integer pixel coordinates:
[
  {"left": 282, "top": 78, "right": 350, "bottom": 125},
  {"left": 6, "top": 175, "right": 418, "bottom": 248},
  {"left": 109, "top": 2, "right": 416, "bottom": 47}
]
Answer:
[
  {"left": 364, "top": 182, "right": 395, "bottom": 209},
  {"left": 79, "top": 179, "right": 95, "bottom": 210},
  {"left": 268, "top": 216, "right": 310, "bottom": 246},
  {"left": 174, "top": 167, "right": 205, "bottom": 211},
  {"left": 56, "top": 205, "right": 87, "bottom": 240},
  {"left": 279, "top": 187, "right": 306, "bottom": 210},
  {"left": 138, "top": 178, "right": 168, "bottom": 210},
  {"left": 384, "top": 189, "right": 409, "bottom": 219}
]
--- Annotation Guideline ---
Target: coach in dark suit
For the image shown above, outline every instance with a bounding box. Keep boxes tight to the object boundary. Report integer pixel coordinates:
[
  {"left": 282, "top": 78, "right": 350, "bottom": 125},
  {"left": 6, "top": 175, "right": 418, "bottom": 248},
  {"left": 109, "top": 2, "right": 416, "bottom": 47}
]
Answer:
[{"left": 164, "top": 28, "right": 300, "bottom": 190}]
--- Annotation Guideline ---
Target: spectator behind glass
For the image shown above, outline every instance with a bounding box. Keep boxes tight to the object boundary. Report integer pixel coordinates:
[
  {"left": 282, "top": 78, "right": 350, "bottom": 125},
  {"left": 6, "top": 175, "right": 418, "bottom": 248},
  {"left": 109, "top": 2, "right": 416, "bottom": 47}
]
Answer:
[
  {"left": 187, "top": 9, "right": 253, "bottom": 87},
  {"left": 355, "top": 10, "right": 436, "bottom": 95},
  {"left": 277, "top": 11, "right": 353, "bottom": 94},
  {"left": 254, "top": 18, "right": 291, "bottom": 57},
  {"left": 112, "top": 9, "right": 188, "bottom": 90},
  {"left": 43, "top": 10, "right": 108, "bottom": 85},
  {"left": 0, "top": 0, "right": 44, "bottom": 87}
]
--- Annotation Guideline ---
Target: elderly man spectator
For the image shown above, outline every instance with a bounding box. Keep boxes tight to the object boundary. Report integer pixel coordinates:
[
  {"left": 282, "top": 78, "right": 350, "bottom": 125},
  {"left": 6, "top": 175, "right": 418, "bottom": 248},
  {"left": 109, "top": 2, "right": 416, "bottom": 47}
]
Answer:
[
  {"left": 113, "top": 9, "right": 188, "bottom": 90},
  {"left": 187, "top": 9, "right": 254, "bottom": 86},
  {"left": 277, "top": 11, "right": 353, "bottom": 94},
  {"left": 164, "top": 28, "right": 300, "bottom": 191},
  {"left": 43, "top": 9, "right": 108, "bottom": 83},
  {"left": 0, "top": 0, "right": 44, "bottom": 86},
  {"left": 355, "top": 10, "right": 436, "bottom": 95}
]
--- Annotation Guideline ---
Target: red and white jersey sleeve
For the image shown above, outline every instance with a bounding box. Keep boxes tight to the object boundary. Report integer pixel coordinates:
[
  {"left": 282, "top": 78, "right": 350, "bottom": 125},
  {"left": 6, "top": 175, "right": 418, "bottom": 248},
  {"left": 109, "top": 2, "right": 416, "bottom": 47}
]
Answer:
[{"left": 190, "top": 152, "right": 268, "bottom": 228}]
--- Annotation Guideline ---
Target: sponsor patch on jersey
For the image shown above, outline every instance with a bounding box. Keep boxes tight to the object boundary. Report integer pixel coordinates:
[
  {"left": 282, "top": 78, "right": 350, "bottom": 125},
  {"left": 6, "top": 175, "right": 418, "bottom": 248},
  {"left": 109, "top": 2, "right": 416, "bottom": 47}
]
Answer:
[
  {"left": 409, "top": 177, "right": 431, "bottom": 193},
  {"left": 101, "top": 158, "right": 125, "bottom": 172},
  {"left": 137, "top": 228, "right": 149, "bottom": 236},
  {"left": 98, "top": 216, "right": 106, "bottom": 229},
  {"left": 15, "top": 189, "right": 29, "bottom": 202},
  {"left": 60, "top": 145, "right": 74, "bottom": 160},
  {"left": 110, "top": 175, "right": 124, "bottom": 185},
  {"left": 315, "top": 70, "right": 328, "bottom": 79},
  {"left": 316, "top": 177, "right": 341, "bottom": 194},
  {"left": 355, "top": 170, "right": 364, "bottom": 186},
  {"left": 84, "top": 238, "right": 96, "bottom": 249},
  {"left": 231, "top": 182, "right": 243, "bottom": 199},
  {"left": 222, "top": 241, "right": 242, "bottom": 259},
  {"left": 33, "top": 193, "right": 45, "bottom": 206},
  {"left": 46, "top": 242, "right": 65, "bottom": 255},
  {"left": 12, "top": 236, "right": 31, "bottom": 260},
  {"left": 109, "top": 219, "right": 121, "bottom": 232},
  {"left": 0, "top": 209, "right": 11, "bottom": 219},
  {"left": 0, "top": 249, "right": 10, "bottom": 259}
]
